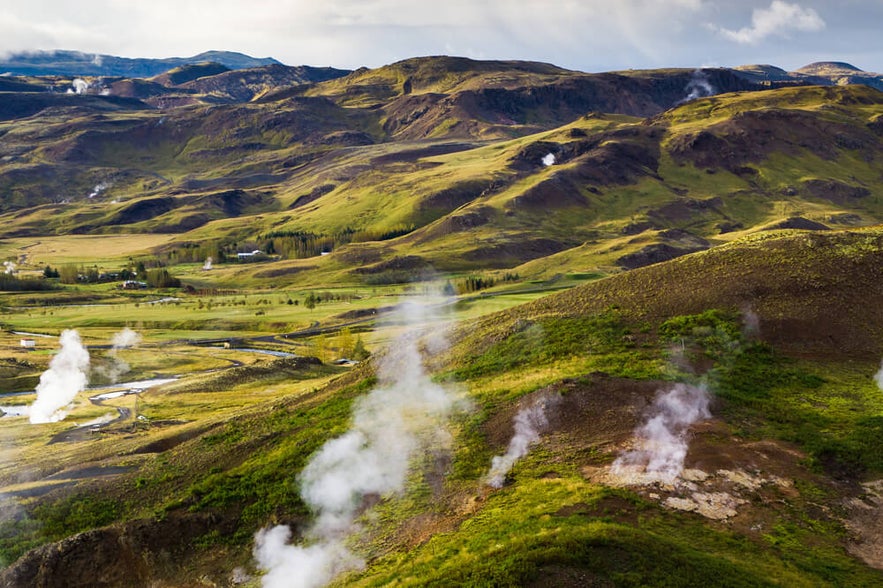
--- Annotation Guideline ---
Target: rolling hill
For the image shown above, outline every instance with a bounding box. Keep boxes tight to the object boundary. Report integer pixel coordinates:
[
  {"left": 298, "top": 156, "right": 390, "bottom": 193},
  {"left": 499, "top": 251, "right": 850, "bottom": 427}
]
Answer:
[
  {"left": 1, "top": 53, "right": 883, "bottom": 587},
  {"left": 2, "top": 58, "right": 880, "bottom": 291}
]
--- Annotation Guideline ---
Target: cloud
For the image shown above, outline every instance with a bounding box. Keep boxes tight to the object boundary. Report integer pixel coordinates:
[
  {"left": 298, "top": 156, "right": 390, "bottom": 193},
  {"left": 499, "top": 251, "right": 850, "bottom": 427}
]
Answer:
[
  {"left": 2, "top": 1, "right": 865, "bottom": 73},
  {"left": 715, "top": 1, "right": 825, "bottom": 44},
  {"left": 0, "top": 1, "right": 710, "bottom": 70}
]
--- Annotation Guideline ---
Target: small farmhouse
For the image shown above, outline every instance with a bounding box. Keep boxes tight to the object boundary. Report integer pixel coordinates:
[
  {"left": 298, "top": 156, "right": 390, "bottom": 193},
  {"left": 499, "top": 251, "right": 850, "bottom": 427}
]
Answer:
[
  {"left": 237, "top": 249, "right": 264, "bottom": 260},
  {"left": 121, "top": 280, "right": 148, "bottom": 290}
]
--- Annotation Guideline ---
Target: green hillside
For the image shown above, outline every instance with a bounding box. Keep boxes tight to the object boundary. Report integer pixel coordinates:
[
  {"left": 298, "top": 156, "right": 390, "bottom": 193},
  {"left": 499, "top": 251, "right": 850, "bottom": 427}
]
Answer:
[
  {"left": 2, "top": 229, "right": 883, "bottom": 586},
  {"left": 1, "top": 56, "right": 883, "bottom": 587}
]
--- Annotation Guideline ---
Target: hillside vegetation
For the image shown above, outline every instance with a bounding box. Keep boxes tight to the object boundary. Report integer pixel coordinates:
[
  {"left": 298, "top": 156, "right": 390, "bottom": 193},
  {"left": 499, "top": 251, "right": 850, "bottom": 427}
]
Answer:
[{"left": 1, "top": 55, "right": 883, "bottom": 587}]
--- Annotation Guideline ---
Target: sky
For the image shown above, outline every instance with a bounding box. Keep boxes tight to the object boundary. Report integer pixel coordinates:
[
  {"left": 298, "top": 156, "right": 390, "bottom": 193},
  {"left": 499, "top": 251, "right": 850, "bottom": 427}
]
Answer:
[{"left": 0, "top": 0, "right": 881, "bottom": 73}]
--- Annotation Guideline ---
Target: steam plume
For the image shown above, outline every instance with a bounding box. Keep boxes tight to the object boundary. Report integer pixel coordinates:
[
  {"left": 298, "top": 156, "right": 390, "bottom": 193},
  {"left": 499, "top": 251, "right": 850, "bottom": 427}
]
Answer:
[
  {"left": 29, "top": 330, "right": 91, "bottom": 424},
  {"left": 678, "top": 69, "right": 716, "bottom": 104},
  {"left": 542, "top": 153, "right": 556, "bottom": 166},
  {"left": 203, "top": 257, "right": 213, "bottom": 271},
  {"left": 874, "top": 362, "right": 883, "bottom": 391},
  {"left": 88, "top": 182, "right": 108, "bottom": 199},
  {"left": 486, "top": 395, "right": 556, "bottom": 488},
  {"left": 611, "top": 382, "right": 710, "bottom": 484},
  {"left": 111, "top": 327, "right": 141, "bottom": 349},
  {"left": 254, "top": 295, "right": 461, "bottom": 588},
  {"left": 2, "top": 261, "right": 15, "bottom": 275},
  {"left": 94, "top": 328, "right": 141, "bottom": 384},
  {"left": 70, "top": 78, "right": 89, "bottom": 95}
]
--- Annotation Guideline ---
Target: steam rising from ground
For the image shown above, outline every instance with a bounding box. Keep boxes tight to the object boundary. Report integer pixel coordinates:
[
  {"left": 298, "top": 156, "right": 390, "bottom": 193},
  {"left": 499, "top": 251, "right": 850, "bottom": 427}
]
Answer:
[
  {"left": 542, "top": 153, "right": 556, "bottom": 166},
  {"left": 678, "top": 69, "right": 716, "bottom": 104},
  {"left": 611, "top": 382, "right": 710, "bottom": 484},
  {"left": 88, "top": 182, "right": 108, "bottom": 198},
  {"left": 2, "top": 261, "right": 15, "bottom": 275},
  {"left": 486, "top": 395, "right": 557, "bottom": 488},
  {"left": 203, "top": 257, "right": 213, "bottom": 270},
  {"left": 93, "top": 328, "right": 141, "bottom": 384},
  {"left": 29, "top": 330, "right": 91, "bottom": 424},
  {"left": 111, "top": 327, "right": 141, "bottom": 349},
  {"left": 69, "top": 78, "right": 89, "bottom": 94},
  {"left": 254, "top": 295, "right": 462, "bottom": 588},
  {"left": 874, "top": 362, "right": 883, "bottom": 391}
]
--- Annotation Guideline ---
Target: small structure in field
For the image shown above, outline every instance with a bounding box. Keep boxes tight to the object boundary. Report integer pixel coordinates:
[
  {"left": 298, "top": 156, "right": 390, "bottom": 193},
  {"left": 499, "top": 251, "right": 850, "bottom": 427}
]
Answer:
[
  {"left": 20, "top": 339, "right": 36, "bottom": 349},
  {"left": 121, "top": 280, "right": 148, "bottom": 290},
  {"left": 237, "top": 249, "right": 265, "bottom": 261}
]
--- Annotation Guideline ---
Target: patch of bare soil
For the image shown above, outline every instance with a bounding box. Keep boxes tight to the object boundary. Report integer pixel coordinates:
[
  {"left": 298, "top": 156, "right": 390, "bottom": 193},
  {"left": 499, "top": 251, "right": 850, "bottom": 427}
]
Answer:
[
  {"left": 844, "top": 479, "right": 883, "bottom": 569},
  {"left": 483, "top": 375, "right": 663, "bottom": 458},
  {"left": 479, "top": 375, "right": 846, "bottom": 545},
  {"left": 587, "top": 416, "right": 831, "bottom": 540}
]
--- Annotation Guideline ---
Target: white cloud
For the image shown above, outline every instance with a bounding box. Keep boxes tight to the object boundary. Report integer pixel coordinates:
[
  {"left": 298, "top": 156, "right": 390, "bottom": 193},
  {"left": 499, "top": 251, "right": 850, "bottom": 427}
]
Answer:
[
  {"left": 0, "top": 1, "right": 869, "bottom": 73},
  {"left": 0, "top": 10, "right": 107, "bottom": 55},
  {"left": 716, "top": 1, "right": 825, "bottom": 44}
]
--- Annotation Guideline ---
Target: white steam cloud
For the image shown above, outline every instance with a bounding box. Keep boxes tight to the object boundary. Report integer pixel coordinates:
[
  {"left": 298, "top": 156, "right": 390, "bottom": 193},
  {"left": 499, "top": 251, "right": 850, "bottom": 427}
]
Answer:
[
  {"left": 111, "top": 327, "right": 141, "bottom": 349},
  {"left": 203, "top": 256, "right": 213, "bottom": 270},
  {"left": 678, "top": 69, "right": 716, "bottom": 104},
  {"left": 716, "top": 1, "right": 825, "bottom": 44},
  {"left": 874, "top": 362, "right": 883, "bottom": 391},
  {"left": 69, "top": 78, "right": 89, "bottom": 95},
  {"left": 88, "top": 182, "right": 108, "bottom": 199},
  {"left": 542, "top": 153, "right": 556, "bottom": 166},
  {"left": 2, "top": 261, "right": 15, "bottom": 275},
  {"left": 611, "top": 382, "right": 710, "bottom": 484},
  {"left": 486, "top": 395, "right": 556, "bottom": 488},
  {"left": 94, "top": 328, "right": 141, "bottom": 384},
  {"left": 254, "top": 295, "right": 462, "bottom": 588},
  {"left": 29, "top": 330, "right": 91, "bottom": 424}
]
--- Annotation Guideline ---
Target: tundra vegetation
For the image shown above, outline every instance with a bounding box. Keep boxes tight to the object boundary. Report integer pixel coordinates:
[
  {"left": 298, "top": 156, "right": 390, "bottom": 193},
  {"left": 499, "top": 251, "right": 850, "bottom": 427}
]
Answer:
[{"left": 0, "top": 56, "right": 883, "bottom": 586}]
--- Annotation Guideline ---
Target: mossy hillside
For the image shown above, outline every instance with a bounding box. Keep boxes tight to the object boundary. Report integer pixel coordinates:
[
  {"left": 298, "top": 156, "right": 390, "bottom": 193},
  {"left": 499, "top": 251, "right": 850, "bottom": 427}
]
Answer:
[
  {"left": 488, "top": 229, "right": 883, "bottom": 360},
  {"left": 3, "top": 85, "right": 883, "bottom": 294},
  {"left": 4, "top": 230, "right": 883, "bottom": 584},
  {"left": 0, "top": 356, "right": 360, "bottom": 566}
]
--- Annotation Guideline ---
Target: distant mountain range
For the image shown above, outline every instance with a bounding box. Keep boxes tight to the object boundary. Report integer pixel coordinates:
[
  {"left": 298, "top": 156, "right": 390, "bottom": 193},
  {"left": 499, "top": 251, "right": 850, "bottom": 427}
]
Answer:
[
  {"left": 733, "top": 61, "right": 883, "bottom": 91},
  {"left": 0, "top": 49, "right": 283, "bottom": 77},
  {"left": 2, "top": 50, "right": 882, "bottom": 93}
]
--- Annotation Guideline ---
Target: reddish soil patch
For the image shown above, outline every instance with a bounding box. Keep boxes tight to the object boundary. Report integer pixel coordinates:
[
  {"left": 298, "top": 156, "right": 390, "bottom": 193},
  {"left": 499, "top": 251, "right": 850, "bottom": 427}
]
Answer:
[{"left": 483, "top": 375, "right": 664, "bottom": 458}]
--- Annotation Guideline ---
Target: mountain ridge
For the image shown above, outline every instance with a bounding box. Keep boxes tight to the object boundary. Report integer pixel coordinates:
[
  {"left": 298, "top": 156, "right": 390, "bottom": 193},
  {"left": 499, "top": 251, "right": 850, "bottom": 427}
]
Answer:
[{"left": 0, "top": 49, "right": 283, "bottom": 77}]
